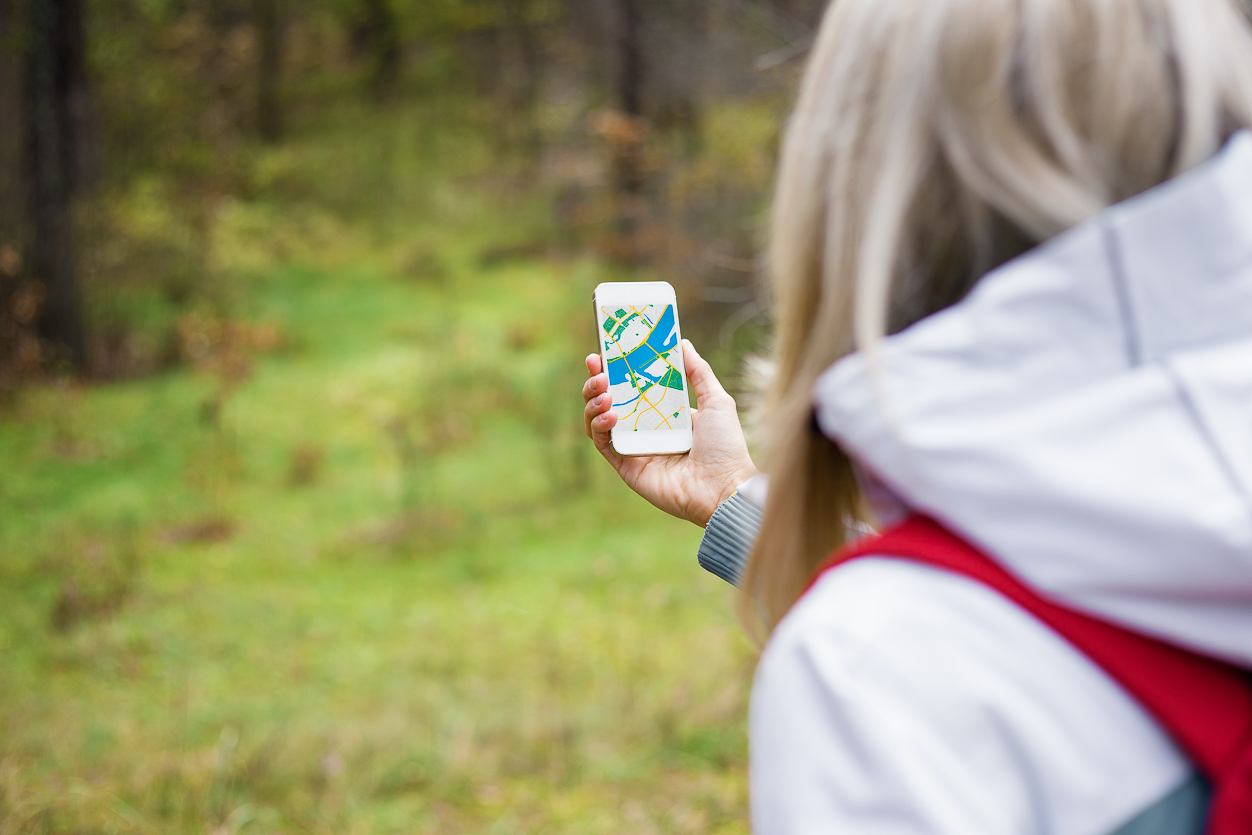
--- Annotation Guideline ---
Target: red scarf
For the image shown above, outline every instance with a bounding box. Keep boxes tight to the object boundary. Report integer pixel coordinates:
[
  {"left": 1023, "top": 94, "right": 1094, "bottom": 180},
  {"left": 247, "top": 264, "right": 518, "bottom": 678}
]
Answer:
[{"left": 806, "top": 515, "right": 1252, "bottom": 835}]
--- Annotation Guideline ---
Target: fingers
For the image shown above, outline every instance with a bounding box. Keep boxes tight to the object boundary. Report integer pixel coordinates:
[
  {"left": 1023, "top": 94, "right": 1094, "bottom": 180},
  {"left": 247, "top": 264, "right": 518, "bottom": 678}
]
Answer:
[
  {"left": 585, "top": 389, "right": 620, "bottom": 466},
  {"left": 589, "top": 401, "right": 618, "bottom": 435},
  {"left": 583, "top": 354, "right": 608, "bottom": 409},
  {"left": 580, "top": 352, "right": 623, "bottom": 469},
  {"left": 583, "top": 373, "right": 613, "bottom": 439},
  {"left": 582, "top": 371, "right": 606, "bottom": 403},
  {"left": 585, "top": 387, "right": 613, "bottom": 427},
  {"left": 682, "top": 339, "right": 734, "bottom": 412}
]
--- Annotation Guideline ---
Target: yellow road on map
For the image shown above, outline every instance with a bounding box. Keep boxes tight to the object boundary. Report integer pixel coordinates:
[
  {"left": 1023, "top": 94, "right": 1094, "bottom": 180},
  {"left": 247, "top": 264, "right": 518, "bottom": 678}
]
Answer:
[{"left": 600, "top": 304, "right": 687, "bottom": 431}]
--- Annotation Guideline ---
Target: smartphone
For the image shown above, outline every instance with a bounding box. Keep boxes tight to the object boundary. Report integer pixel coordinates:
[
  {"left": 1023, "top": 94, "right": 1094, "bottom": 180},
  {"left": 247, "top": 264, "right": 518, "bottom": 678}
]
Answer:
[{"left": 593, "top": 281, "right": 694, "bottom": 456}]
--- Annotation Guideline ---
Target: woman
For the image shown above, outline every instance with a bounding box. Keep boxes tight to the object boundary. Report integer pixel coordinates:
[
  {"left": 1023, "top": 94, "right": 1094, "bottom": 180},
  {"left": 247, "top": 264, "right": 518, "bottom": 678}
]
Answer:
[{"left": 582, "top": 0, "right": 1252, "bottom": 832}]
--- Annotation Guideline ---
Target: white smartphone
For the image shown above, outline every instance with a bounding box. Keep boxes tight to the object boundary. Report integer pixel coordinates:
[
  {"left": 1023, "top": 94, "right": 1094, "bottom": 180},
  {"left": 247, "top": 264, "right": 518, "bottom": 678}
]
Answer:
[{"left": 593, "top": 281, "right": 694, "bottom": 456}]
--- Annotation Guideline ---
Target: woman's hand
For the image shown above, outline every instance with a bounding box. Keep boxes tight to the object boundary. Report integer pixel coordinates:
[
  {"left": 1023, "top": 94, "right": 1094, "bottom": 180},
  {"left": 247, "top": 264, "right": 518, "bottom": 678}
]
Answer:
[{"left": 582, "top": 339, "right": 757, "bottom": 527}]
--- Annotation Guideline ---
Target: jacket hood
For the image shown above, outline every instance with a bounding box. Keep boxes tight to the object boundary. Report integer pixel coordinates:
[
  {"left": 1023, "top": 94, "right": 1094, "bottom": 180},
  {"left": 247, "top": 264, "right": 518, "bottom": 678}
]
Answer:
[{"left": 813, "top": 130, "right": 1252, "bottom": 666}]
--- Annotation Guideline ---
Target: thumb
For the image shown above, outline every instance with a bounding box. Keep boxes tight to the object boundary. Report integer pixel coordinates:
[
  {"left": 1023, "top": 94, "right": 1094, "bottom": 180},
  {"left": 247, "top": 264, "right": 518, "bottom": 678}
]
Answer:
[{"left": 682, "top": 339, "right": 733, "bottom": 411}]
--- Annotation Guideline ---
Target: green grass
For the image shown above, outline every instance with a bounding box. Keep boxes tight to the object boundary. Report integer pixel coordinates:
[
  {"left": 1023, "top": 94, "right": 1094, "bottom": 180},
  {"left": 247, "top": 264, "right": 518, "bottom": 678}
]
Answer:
[{"left": 0, "top": 101, "right": 754, "bottom": 834}]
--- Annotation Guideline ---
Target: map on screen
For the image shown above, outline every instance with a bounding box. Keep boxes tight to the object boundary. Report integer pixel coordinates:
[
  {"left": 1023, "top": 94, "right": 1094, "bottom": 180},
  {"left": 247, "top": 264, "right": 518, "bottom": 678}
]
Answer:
[{"left": 600, "top": 303, "right": 688, "bottom": 431}]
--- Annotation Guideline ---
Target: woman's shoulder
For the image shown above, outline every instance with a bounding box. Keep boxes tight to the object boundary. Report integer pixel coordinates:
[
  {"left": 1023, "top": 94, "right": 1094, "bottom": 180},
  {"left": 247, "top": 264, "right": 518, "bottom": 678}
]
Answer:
[{"left": 750, "top": 557, "right": 1194, "bottom": 835}]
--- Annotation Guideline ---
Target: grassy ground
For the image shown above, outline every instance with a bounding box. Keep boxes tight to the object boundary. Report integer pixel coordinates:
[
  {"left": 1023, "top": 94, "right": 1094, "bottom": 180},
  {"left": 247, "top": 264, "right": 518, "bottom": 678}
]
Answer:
[{"left": 0, "top": 100, "right": 756, "bottom": 834}]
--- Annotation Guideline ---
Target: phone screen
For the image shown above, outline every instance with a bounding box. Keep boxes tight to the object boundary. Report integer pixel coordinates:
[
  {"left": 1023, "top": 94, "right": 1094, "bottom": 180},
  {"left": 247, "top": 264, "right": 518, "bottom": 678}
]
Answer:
[{"left": 598, "top": 301, "right": 689, "bottom": 433}]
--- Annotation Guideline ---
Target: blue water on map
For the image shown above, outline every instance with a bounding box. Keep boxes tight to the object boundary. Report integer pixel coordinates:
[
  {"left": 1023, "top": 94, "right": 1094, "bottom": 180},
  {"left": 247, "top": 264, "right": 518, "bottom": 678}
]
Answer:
[{"left": 606, "top": 304, "right": 679, "bottom": 392}]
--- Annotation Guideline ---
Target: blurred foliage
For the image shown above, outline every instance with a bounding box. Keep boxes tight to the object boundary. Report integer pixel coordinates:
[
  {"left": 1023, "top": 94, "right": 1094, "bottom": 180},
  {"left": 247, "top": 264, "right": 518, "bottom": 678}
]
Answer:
[
  {"left": 0, "top": 105, "right": 755, "bottom": 827},
  {"left": 0, "top": 0, "right": 822, "bottom": 830},
  {"left": 21, "top": 0, "right": 817, "bottom": 384}
]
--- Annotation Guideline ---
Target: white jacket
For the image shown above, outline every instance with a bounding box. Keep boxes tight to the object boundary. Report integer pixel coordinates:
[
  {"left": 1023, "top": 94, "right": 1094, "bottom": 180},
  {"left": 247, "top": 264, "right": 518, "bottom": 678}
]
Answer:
[{"left": 750, "top": 130, "right": 1252, "bottom": 834}]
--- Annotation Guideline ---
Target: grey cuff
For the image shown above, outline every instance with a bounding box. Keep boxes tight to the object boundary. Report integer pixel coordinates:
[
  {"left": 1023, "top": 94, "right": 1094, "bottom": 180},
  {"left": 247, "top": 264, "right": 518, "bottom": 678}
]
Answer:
[{"left": 697, "top": 492, "right": 763, "bottom": 587}]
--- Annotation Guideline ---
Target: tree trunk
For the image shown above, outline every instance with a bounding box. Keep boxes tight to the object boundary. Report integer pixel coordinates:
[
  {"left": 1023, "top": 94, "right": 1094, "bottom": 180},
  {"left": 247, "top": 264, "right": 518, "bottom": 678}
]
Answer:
[
  {"left": 26, "top": 0, "right": 88, "bottom": 370},
  {"left": 254, "top": 0, "right": 282, "bottom": 142},
  {"left": 610, "top": 0, "right": 645, "bottom": 262},
  {"left": 0, "top": 0, "right": 22, "bottom": 250},
  {"left": 654, "top": 0, "right": 702, "bottom": 156},
  {"left": 617, "top": 0, "right": 642, "bottom": 122},
  {"left": 502, "top": 0, "right": 542, "bottom": 154},
  {"left": 0, "top": 0, "right": 22, "bottom": 380},
  {"left": 613, "top": 0, "right": 644, "bottom": 194},
  {"left": 362, "top": 0, "right": 399, "bottom": 100},
  {"left": 62, "top": 0, "right": 92, "bottom": 189}
]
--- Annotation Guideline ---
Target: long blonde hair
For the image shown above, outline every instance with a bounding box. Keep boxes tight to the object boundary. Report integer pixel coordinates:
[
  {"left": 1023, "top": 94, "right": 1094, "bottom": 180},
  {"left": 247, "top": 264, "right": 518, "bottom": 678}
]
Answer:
[{"left": 743, "top": 0, "right": 1252, "bottom": 639}]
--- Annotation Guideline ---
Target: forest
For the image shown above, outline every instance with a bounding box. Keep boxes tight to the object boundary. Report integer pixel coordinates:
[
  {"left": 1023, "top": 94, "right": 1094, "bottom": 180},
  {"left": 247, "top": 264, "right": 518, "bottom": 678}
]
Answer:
[{"left": 0, "top": 1, "right": 823, "bottom": 832}]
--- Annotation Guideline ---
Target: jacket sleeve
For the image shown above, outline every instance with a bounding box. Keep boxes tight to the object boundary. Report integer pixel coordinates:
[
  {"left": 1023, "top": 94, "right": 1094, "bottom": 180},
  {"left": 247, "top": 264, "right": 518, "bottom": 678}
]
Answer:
[{"left": 696, "top": 477, "right": 765, "bottom": 586}]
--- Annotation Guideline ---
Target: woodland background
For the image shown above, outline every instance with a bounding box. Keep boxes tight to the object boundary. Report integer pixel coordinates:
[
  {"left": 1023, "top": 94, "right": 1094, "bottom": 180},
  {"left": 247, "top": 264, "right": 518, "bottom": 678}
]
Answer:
[{"left": 0, "top": 1, "right": 824, "bottom": 832}]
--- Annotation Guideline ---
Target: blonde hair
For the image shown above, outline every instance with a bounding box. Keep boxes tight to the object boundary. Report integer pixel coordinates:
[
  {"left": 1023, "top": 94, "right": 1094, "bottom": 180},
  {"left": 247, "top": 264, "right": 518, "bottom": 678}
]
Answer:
[{"left": 743, "top": 0, "right": 1252, "bottom": 639}]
